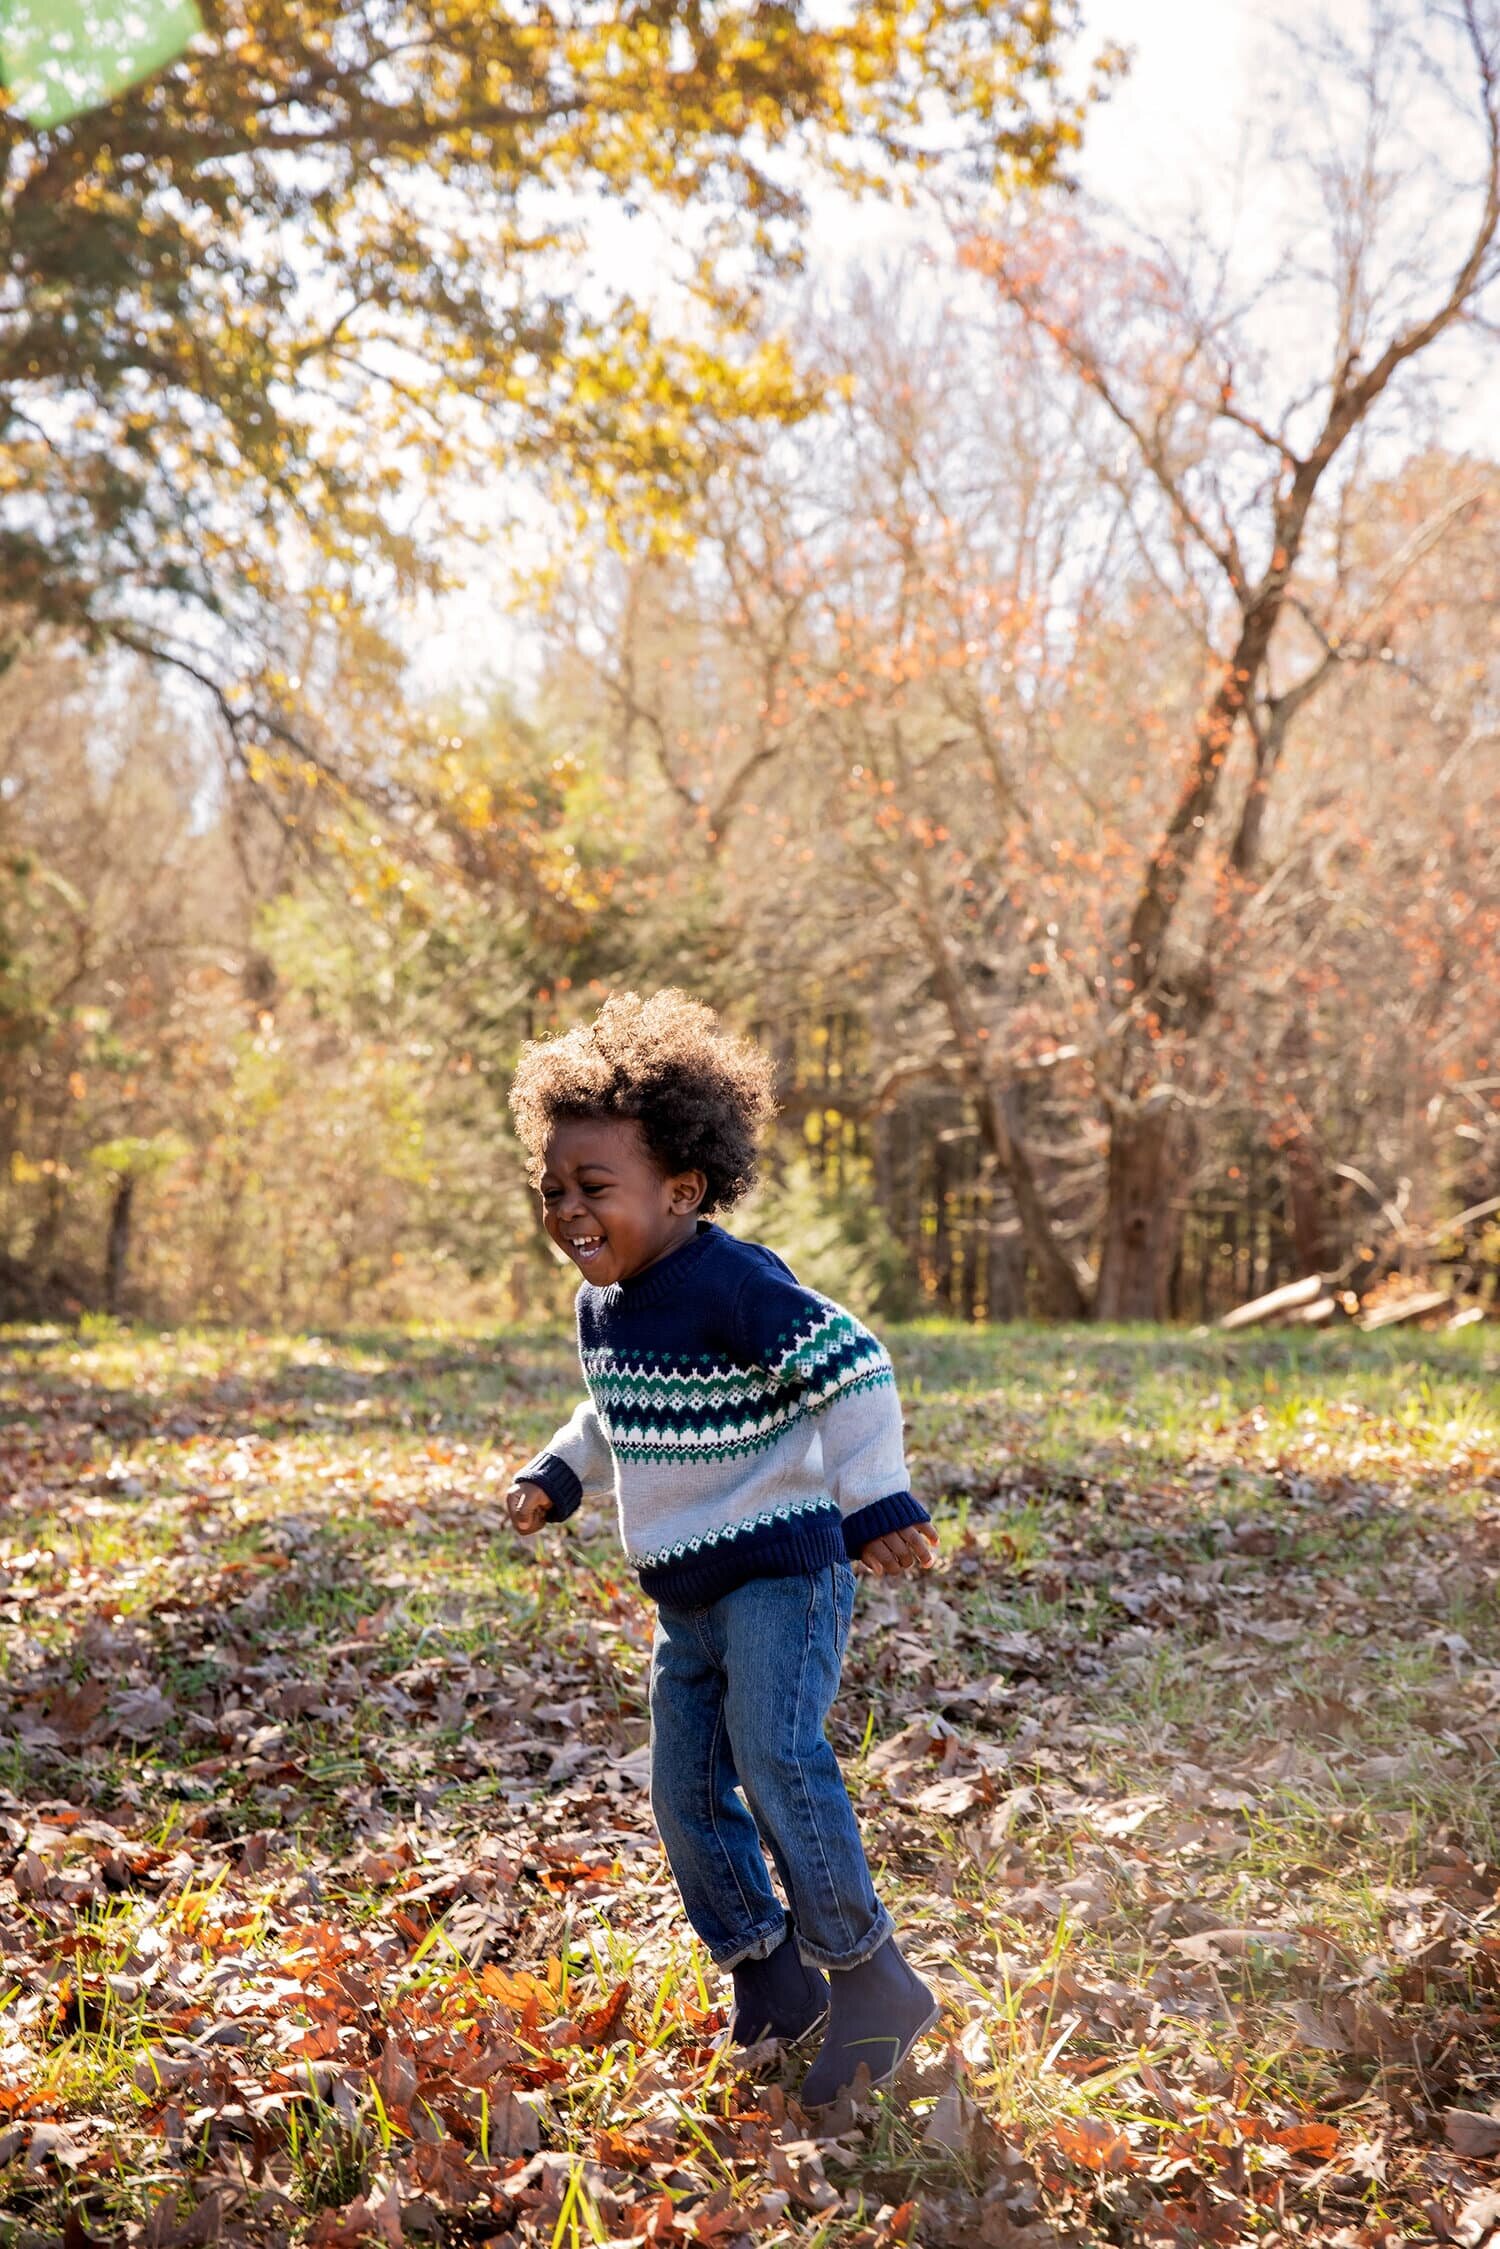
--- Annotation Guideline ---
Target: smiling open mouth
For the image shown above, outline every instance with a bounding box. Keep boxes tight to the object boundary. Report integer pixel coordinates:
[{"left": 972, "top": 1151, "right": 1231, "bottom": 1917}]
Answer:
[{"left": 568, "top": 1235, "right": 606, "bottom": 1263}]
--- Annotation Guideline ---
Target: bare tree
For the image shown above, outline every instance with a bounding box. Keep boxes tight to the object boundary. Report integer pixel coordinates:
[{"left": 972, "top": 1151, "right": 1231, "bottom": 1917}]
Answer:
[{"left": 965, "top": 0, "right": 1500, "bottom": 1313}]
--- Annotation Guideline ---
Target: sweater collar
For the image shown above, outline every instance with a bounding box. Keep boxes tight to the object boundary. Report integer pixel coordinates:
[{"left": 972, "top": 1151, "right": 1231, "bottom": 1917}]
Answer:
[{"left": 587, "top": 1218, "right": 720, "bottom": 1313}]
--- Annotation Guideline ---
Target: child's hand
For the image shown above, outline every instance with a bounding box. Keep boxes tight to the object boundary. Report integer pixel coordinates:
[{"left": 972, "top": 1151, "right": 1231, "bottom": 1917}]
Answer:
[
  {"left": 507, "top": 1479, "right": 552, "bottom": 1535},
  {"left": 858, "top": 1522, "right": 939, "bottom": 1577}
]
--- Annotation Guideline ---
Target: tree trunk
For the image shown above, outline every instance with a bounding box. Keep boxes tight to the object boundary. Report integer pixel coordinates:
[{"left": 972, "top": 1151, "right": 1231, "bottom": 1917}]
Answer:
[
  {"left": 909, "top": 872, "right": 1090, "bottom": 1317},
  {"left": 931, "top": 1133, "right": 953, "bottom": 1309},
  {"left": 31, "top": 1161, "right": 65, "bottom": 1276},
  {"left": 985, "top": 1216, "right": 1026, "bottom": 1320},
  {"left": 960, "top": 1173, "right": 982, "bottom": 1318},
  {"left": 1094, "top": 1096, "right": 1194, "bottom": 1321},
  {"left": 972, "top": 1075, "right": 1089, "bottom": 1317},
  {"left": 103, "top": 1174, "right": 134, "bottom": 1314},
  {"left": 1284, "top": 1132, "right": 1331, "bottom": 1275}
]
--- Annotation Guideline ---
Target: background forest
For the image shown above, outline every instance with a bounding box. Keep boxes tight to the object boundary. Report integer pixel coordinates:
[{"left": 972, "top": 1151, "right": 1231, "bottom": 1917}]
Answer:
[{"left": 2, "top": 0, "right": 1497, "bottom": 1333}]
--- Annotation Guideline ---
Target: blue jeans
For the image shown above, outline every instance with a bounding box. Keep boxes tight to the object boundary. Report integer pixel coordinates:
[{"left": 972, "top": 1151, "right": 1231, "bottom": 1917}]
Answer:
[{"left": 648, "top": 1562, "right": 894, "bottom": 1971}]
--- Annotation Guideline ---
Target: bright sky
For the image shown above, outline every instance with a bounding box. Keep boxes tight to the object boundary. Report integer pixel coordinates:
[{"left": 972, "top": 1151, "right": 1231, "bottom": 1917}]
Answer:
[{"left": 1075, "top": 0, "right": 1256, "bottom": 210}]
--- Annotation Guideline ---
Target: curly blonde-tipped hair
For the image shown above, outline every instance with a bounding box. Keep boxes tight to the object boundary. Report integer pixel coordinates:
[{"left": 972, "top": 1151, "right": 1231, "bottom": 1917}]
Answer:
[{"left": 508, "top": 989, "right": 779, "bottom": 1213}]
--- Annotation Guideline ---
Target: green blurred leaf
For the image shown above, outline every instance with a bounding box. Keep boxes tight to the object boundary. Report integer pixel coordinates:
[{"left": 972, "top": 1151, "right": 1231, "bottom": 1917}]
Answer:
[{"left": 1, "top": 0, "right": 200, "bottom": 126}]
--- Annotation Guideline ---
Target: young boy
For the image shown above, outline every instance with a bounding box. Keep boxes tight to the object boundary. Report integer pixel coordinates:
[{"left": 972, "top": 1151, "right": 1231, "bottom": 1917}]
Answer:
[{"left": 505, "top": 989, "right": 940, "bottom": 2105}]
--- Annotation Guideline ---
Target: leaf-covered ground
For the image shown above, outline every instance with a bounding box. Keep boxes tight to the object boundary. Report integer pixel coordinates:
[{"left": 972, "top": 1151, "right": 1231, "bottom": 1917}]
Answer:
[{"left": 1, "top": 1318, "right": 1498, "bottom": 2248}]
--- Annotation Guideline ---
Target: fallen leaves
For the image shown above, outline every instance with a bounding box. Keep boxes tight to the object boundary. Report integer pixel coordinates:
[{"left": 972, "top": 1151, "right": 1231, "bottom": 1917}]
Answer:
[
  {"left": 1445, "top": 2107, "right": 1500, "bottom": 2159},
  {"left": 1289, "top": 1993, "right": 1424, "bottom": 2062},
  {"left": 1172, "top": 1924, "right": 1303, "bottom": 1963},
  {"left": 1, "top": 1324, "right": 1498, "bottom": 2245}
]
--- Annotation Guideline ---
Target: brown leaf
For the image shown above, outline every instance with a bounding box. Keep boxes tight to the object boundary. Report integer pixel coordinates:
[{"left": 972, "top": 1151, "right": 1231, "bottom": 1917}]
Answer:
[
  {"left": 596, "top": 2126, "right": 657, "bottom": 2169},
  {"left": 691, "top": 2192, "right": 742, "bottom": 2243},
  {"left": 13, "top": 1850, "right": 52, "bottom": 1900},
  {"left": 22, "top": 2120, "right": 87, "bottom": 2171},
  {"left": 1148, "top": 2187, "right": 1246, "bottom": 2245},
  {"left": 1289, "top": 1996, "right": 1413, "bottom": 2058},
  {"left": 1445, "top": 2108, "right": 1500, "bottom": 2159},
  {"left": 977, "top": 2206, "right": 1060, "bottom": 2249},
  {"left": 1173, "top": 1926, "right": 1301, "bottom": 1963},
  {"left": 1290, "top": 2000, "right": 1348, "bottom": 2051},
  {"left": 479, "top": 1964, "right": 556, "bottom": 2021},
  {"left": 768, "top": 2141, "right": 841, "bottom": 2211},
  {"left": 914, "top": 1774, "right": 989, "bottom": 1817},
  {"left": 578, "top": 1977, "right": 631, "bottom": 2048},
  {"left": 353, "top": 1844, "right": 414, "bottom": 1884},
  {"left": 43, "top": 1680, "right": 110, "bottom": 1745},
  {"left": 483, "top": 2091, "right": 541, "bottom": 2160},
  {"left": 922, "top": 2084, "right": 975, "bottom": 2159},
  {"left": 1053, "top": 2115, "right": 1137, "bottom": 2174},
  {"left": 307, "top": 2178, "right": 403, "bottom": 2248},
  {"left": 638, "top": 2189, "right": 685, "bottom": 2243},
  {"left": 287, "top": 2023, "right": 342, "bottom": 2061},
  {"left": 372, "top": 2038, "right": 419, "bottom": 2122},
  {"left": 108, "top": 1686, "right": 176, "bottom": 1738},
  {"left": 1451, "top": 2185, "right": 1500, "bottom": 2245},
  {"left": 1268, "top": 2121, "right": 1341, "bottom": 2160},
  {"left": 61, "top": 2212, "right": 115, "bottom": 2249},
  {"left": 402, "top": 2137, "right": 482, "bottom": 2208}
]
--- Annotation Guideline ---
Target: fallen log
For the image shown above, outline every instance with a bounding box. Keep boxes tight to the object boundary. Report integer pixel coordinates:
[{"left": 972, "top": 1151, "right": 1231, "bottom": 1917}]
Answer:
[
  {"left": 1357, "top": 1289, "right": 1453, "bottom": 1332},
  {"left": 1220, "top": 1275, "right": 1325, "bottom": 1332},
  {"left": 1289, "top": 1296, "right": 1339, "bottom": 1326},
  {"left": 1448, "top": 1304, "right": 1486, "bottom": 1330}
]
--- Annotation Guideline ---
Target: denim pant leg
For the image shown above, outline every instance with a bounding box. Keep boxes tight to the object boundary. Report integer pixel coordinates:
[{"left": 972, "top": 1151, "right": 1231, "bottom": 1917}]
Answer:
[
  {"left": 718, "top": 1563, "right": 894, "bottom": 1971},
  {"left": 648, "top": 1604, "right": 789, "bottom": 1968}
]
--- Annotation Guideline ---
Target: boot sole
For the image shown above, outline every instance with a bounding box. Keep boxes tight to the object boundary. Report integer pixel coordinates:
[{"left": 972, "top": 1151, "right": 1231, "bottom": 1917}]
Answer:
[
  {"left": 731, "top": 2001, "right": 830, "bottom": 2053},
  {"left": 865, "top": 1995, "right": 942, "bottom": 2090}
]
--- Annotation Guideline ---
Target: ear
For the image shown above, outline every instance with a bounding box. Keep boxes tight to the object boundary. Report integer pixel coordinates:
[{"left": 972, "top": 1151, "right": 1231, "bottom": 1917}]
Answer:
[{"left": 668, "top": 1170, "right": 707, "bottom": 1215}]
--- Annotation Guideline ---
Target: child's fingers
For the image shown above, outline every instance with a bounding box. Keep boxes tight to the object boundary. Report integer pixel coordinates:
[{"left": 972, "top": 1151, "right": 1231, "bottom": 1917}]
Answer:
[
  {"left": 506, "top": 1482, "right": 551, "bottom": 1534},
  {"left": 861, "top": 1526, "right": 938, "bottom": 1575}
]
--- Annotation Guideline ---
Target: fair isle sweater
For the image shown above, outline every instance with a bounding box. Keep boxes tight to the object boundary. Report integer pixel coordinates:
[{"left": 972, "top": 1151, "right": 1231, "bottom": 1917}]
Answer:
[{"left": 518, "top": 1220, "right": 930, "bottom": 1610}]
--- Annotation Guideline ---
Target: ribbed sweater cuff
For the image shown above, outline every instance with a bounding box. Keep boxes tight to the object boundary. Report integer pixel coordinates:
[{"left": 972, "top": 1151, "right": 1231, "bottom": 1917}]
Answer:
[
  {"left": 515, "top": 1451, "right": 583, "bottom": 1523},
  {"left": 841, "top": 1490, "right": 930, "bottom": 1558}
]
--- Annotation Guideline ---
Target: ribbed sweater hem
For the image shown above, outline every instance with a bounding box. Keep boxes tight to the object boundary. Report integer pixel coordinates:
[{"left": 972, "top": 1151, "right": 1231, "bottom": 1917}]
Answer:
[{"left": 638, "top": 1506, "right": 846, "bottom": 1610}]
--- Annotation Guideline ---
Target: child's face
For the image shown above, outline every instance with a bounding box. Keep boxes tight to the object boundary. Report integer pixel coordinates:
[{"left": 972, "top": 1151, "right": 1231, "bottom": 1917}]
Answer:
[{"left": 538, "top": 1117, "right": 705, "bottom": 1287}]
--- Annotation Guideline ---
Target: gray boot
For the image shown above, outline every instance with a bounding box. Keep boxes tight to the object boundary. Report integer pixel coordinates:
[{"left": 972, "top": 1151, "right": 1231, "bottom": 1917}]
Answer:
[
  {"left": 731, "top": 1930, "right": 830, "bottom": 2047},
  {"left": 800, "top": 1938, "right": 939, "bottom": 2104}
]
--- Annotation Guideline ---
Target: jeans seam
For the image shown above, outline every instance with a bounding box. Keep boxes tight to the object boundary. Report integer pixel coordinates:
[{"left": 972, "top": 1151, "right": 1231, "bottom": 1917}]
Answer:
[
  {"left": 705, "top": 1692, "right": 764, "bottom": 1941},
  {"left": 832, "top": 1563, "right": 852, "bottom": 1660},
  {"left": 654, "top": 1616, "right": 777, "bottom": 1961},
  {"left": 793, "top": 1571, "right": 855, "bottom": 1952}
]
